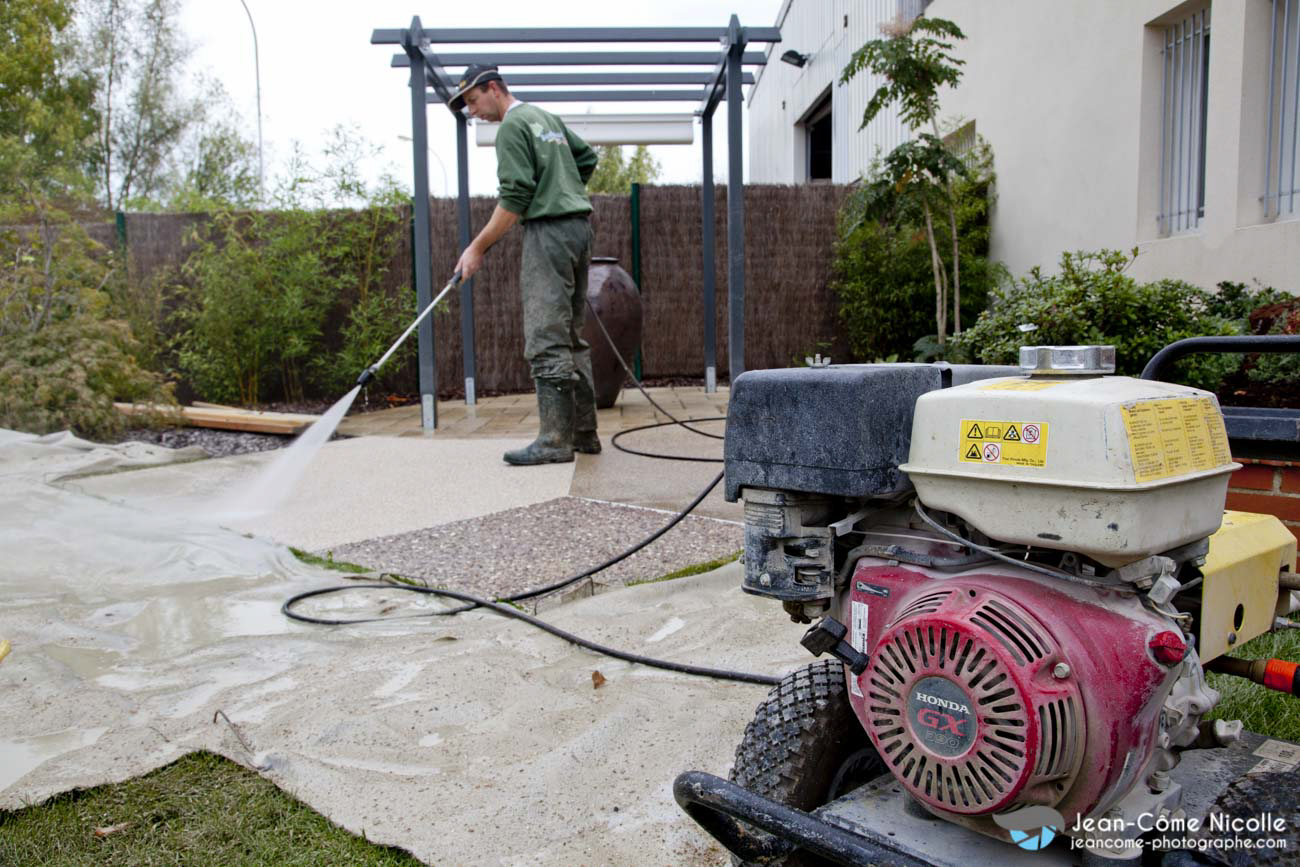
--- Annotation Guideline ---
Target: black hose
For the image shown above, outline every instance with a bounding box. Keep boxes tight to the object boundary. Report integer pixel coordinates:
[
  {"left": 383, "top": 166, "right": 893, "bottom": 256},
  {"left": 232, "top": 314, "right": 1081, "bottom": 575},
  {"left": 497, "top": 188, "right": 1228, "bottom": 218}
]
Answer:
[
  {"left": 282, "top": 470, "right": 780, "bottom": 685},
  {"left": 610, "top": 417, "right": 726, "bottom": 463},
  {"left": 585, "top": 298, "right": 724, "bottom": 441},
  {"left": 283, "top": 583, "right": 778, "bottom": 687}
]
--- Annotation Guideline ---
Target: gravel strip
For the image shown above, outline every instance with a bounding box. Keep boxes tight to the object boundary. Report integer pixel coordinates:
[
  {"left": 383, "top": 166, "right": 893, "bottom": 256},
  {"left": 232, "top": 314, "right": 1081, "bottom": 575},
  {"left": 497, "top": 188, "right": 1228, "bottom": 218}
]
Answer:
[
  {"left": 116, "top": 427, "right": 347, "bottom": 459},
  {"left": 320, "top": 496, "right": 743, "bottom": 603},
  {"left": 118, "top": 428, "right": 292, "bottom": 458}
]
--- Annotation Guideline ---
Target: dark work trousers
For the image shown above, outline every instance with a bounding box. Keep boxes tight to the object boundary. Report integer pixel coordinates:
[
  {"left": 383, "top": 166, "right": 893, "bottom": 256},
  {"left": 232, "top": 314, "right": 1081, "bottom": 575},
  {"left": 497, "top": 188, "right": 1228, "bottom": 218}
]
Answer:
[{"left": 519, "top": 214, "right": 594, "bottom": 387}]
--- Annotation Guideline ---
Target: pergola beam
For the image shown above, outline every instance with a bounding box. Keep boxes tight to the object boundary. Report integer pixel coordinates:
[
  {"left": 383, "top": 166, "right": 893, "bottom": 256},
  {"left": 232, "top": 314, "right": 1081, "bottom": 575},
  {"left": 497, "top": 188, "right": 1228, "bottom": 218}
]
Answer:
[
  {"left": 428, "top": 89, "right": 714, "bottom": 104},
  {"left": 392, "top": 50, "right": 768, "bottom": 67},
  {"left": 448, "top": 71, "right": 754, "bottom": 86},
  {"left": 373, "top": 26, "right": 781, "bottom": 44}
]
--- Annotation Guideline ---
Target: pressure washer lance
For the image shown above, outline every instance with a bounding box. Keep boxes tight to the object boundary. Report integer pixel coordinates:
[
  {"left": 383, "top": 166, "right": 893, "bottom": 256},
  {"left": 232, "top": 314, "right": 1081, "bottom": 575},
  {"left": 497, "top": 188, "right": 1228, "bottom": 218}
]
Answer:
[{"left": 355, "top": 272, "right": 462, "bottom": 388}]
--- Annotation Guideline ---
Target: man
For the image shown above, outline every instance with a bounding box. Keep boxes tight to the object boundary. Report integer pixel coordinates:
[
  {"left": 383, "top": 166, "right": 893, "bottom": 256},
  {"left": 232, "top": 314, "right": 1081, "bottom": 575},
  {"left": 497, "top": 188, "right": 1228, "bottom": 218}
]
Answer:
[{"left": 451, "top": 64, "right": 600, "bottom": 466}]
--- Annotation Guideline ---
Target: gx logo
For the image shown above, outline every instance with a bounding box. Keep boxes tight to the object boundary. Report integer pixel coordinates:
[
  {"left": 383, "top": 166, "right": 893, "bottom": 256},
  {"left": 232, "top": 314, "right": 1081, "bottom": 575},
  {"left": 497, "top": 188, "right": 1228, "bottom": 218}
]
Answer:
[{"left": 916, "top": 707, "right": 967, "bottom": 736}]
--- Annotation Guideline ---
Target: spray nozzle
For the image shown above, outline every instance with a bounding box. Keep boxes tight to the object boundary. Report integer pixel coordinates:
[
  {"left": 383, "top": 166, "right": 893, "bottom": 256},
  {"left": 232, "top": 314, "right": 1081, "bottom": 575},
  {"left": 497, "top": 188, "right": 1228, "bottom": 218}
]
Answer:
[{"left": 355, "top": 366, "right": 377, "bottom": 387}]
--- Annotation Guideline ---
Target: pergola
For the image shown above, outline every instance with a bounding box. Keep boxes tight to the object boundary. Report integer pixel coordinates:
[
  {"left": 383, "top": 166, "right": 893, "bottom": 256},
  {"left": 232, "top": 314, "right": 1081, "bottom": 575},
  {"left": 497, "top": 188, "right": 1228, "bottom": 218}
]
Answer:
[{"left": 371, "top": 18, "right": 780, "bottom": 429}]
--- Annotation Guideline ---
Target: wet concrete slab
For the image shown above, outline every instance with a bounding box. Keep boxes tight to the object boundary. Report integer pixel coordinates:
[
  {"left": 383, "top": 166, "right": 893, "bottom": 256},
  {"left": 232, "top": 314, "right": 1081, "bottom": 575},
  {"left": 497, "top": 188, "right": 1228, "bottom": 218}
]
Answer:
[{"left": 70, "top": 436, "right": 576, "bottom": 551}]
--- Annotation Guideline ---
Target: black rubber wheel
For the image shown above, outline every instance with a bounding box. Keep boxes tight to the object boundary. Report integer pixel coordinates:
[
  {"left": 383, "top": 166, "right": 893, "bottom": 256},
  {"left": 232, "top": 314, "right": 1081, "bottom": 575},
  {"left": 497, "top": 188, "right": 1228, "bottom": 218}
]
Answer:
[
  {"left": 1161, "top": 761, "right": 1300, "bottom": 867},
  {"left": 728, "top": 660, "right": 887, "bottom": 867}
]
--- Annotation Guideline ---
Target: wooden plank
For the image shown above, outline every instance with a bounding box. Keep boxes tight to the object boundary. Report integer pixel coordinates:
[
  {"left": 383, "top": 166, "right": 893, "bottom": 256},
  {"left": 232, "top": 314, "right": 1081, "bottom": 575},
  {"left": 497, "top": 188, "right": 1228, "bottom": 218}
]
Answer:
[{"left": 115, "top": 403, "right": 319, "bottom": 436}]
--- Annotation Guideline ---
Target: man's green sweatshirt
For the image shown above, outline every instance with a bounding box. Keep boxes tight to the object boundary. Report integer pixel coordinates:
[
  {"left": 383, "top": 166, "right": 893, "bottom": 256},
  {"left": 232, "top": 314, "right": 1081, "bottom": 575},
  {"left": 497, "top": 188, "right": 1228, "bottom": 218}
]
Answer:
[{"left": 495, "top": 103, "right": 597, "bottom": 221}]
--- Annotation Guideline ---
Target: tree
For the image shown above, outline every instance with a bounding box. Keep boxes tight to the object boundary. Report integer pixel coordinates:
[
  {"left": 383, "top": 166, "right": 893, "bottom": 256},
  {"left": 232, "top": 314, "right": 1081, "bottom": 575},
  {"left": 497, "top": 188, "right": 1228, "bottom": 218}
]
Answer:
[
  {"left": 166, "top": 113, "right": 260, "bottom": 211},
  {"left": 586, "top": 144, "right": 662, "bottom": 193},
  {"left": 0, "top": 0, "right": 97, "bottom": 200},
  {"left": 0, "top": 2, "right": 172, "bottom": 437},
  {"left": 841, "top": 15, "right": 971, "bottom": 347},
  {"left": 78, "top": 0, "right": 208, "bottom": 210}
]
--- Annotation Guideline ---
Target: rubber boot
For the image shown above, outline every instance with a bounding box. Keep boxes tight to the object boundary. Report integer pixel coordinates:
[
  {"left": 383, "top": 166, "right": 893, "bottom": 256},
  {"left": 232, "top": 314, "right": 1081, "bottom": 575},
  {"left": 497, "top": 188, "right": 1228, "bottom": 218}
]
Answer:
[
  {"left": 573, "top": 373, "right": 601, "bottom": 454},
  {"left": 504, "top": 378, "right": 575, "bottom": 466}
]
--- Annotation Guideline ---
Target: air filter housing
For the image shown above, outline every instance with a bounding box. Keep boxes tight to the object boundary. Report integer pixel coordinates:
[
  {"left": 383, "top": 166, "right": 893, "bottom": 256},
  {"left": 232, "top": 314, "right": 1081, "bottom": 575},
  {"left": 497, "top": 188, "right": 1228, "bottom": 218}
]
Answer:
[{"left": 723, "top": 363, "right": 1019, "bottom": 502}]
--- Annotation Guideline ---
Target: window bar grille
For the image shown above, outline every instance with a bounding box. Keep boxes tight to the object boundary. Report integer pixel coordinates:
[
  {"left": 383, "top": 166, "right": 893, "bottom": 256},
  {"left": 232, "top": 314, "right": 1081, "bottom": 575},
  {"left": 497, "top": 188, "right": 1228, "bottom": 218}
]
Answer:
[
  {"left": 1159, "top": 8, "right": 1210, "bottom": 234},
  {"left": 1292, "top": 0, "right": 1300, "bottom": 214},
  {"left": 1266, "top": 0, "right": 1300, "bottom": 217}
]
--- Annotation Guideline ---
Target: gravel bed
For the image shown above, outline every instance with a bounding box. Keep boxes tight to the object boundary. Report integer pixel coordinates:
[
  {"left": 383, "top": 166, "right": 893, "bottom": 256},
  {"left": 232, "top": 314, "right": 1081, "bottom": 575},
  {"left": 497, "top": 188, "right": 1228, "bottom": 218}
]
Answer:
[
  {"left": 117, "top": 427, "right": 295, "bottom": 458},
  {"left": 116, "top": 426, "right": 352, "bottom": 458},
  {"left": 321, "top": 496, "right": 743, "bottom": 604}
]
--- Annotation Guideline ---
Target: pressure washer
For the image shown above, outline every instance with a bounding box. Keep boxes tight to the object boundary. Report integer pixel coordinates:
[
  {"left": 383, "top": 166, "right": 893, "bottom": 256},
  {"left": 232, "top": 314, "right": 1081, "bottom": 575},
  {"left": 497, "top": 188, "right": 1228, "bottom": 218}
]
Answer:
[{"left": 673, "top": 338, "right": 1300, "bottom": 866}]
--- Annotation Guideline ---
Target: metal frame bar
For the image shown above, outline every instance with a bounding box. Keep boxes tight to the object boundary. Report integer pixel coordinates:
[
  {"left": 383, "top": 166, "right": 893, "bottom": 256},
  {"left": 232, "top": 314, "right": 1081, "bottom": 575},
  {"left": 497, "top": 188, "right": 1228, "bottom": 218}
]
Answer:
[
  {"left": 431, "top": 89, "right": 713, "bottom": 104},
  {"left": 404, "top": 19, "right": 437, "bottom": 429},
  {"left": 373, "top": 26, "right": 781, "bottom": 44},
  {"left": 701, "top": 116, "right": 716, "bottom": 392},
  {"left": 385, "top": 14, "right": 772, "bottom": 424},
  {"left": 463, "top": 71, "right": 754, "bottom": 86},
  {"left": 456, "top": 112, "right": 475, "bottom": 405},
  {"left": 724, "top": 15, "right": 746, "bottom": 381},
  {"left": 392, "top": 50, "right": 768, "bottom": 67}
]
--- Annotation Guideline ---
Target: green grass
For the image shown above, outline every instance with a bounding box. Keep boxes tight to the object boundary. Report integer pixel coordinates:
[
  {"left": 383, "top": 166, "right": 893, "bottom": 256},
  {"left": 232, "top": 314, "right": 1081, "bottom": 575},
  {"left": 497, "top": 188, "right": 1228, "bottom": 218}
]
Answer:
[
  {"left": 0, "top": 751, "right": 422, "bottom": 866},
  {"left": 288, "top": 547, "right": 372, "bottom": 574},
  {"left": 628, "top": 550, "right": 741, "bottom": 587},
  {"left": 1208, "top": 626, "right": 1300, "bottom": 741}
]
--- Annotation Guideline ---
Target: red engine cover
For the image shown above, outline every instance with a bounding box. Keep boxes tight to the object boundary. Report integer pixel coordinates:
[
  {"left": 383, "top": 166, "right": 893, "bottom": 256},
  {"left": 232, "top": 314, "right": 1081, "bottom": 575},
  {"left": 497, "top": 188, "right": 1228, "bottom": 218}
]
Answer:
[{"left": 844, "top": 560, "right": 1179, "bottom": 823}]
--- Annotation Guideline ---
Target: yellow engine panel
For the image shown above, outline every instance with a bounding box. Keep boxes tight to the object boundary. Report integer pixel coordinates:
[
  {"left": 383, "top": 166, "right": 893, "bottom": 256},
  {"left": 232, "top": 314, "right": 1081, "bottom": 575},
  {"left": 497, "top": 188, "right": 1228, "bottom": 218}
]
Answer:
[{"left": 1198, "top": 511, "right": 1297, "bottom": 663}]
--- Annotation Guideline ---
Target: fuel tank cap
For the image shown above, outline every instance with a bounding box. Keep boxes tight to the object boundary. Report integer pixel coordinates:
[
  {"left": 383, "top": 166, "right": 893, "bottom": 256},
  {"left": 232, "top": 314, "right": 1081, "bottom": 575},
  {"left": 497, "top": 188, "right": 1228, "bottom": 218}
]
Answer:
[{"left": 1018, "top": 344, "right": 1116, "bottom": 375}]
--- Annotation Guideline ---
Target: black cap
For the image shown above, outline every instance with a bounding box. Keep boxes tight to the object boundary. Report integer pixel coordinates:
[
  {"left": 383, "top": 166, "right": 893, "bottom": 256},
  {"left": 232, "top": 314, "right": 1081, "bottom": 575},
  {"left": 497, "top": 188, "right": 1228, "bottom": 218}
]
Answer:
[{"left": 448, "top": 64, "right": 503, "bottom": 111}]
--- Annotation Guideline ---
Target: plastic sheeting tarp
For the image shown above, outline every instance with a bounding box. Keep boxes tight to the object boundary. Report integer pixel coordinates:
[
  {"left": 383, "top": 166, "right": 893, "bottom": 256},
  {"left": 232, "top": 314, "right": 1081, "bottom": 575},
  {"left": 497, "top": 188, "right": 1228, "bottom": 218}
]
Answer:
[{"left": 0, "top": 430, "right": 806, "bottom": 864}]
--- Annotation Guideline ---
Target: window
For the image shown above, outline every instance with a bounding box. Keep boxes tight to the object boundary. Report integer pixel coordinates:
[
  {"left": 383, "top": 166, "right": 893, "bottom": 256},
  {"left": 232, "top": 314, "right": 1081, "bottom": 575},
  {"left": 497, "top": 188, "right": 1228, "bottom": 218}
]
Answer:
[
  {"left": 897, "top": 0, "right": 933, "bottom": 22},
  {"left": 1157, "top": 6, "right": 1211, "bottom": 235},
  {"left": 1265, "top": 0, "right": 1300, "bottom": 219},
  {"left": 803, "top": 91, "right": 833, "bottom": 182}
]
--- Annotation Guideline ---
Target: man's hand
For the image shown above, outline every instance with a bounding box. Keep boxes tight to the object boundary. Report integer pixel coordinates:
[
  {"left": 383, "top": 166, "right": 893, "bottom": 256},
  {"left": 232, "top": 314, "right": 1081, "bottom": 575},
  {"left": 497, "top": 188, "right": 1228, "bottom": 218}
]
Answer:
[
  {"left": 455, "top": 205, "right": 520, "bottom": 281},
  {"left": 456, "top": 245, "right": 484, "bottom": 280}
]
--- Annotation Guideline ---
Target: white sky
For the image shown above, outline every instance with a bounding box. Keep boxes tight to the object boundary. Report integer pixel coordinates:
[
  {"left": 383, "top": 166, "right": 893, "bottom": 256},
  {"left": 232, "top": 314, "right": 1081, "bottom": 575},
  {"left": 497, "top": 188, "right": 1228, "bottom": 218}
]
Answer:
[{"left": 178, "top": 0, "right": 786, "bottom": 202}]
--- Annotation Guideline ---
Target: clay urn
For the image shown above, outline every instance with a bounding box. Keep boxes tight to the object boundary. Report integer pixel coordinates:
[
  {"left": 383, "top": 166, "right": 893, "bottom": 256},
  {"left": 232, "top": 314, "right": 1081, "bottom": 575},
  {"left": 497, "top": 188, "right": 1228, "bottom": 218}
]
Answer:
[{"left": 582, "top": 257, "right": 643, "bottom": 408}]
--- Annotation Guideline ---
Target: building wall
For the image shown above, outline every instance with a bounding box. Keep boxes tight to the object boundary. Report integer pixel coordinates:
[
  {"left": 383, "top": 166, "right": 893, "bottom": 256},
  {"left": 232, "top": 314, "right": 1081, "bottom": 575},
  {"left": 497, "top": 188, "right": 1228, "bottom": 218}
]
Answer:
[
  {"left": 924, "top": 0, "right": 1300, "bottom": 288},
  {"left": 748, "top": 0, "right": 913, "bottom": 184},
  {"left": 750, "top": 0, "right": 1300, "bottom": 292}
]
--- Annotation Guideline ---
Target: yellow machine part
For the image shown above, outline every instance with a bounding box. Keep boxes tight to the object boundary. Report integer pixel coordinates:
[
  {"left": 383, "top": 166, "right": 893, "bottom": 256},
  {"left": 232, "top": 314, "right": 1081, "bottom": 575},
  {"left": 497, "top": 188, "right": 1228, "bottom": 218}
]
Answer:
[{"left": 1198, "top": 511, "right": 1298, "bottom": 663}]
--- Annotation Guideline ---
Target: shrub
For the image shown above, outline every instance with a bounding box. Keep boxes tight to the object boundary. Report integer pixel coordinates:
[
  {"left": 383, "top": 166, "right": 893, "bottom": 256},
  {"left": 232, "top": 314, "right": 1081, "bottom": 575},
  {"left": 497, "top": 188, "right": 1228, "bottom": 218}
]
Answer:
[
  {"left": 0, "top": 197, "right": 173, "bottom": 438},
  {"left": 176, "top": 209, "right": 333, "bottom": 404},
  {"left": 834, "top": 138, "right": 996, "bottom": 361},
  {"left": 174, "top": 130, "right": 411, "bottom": 404},
  {"left": 1246, "top": 295, "right": 1300, "bottom": 387},
  {"left": 0, "top": 315, "right": 174, "bottom": 437},
  {"left": 953, "top": 249, "right": 1242, "bottom": 390}
]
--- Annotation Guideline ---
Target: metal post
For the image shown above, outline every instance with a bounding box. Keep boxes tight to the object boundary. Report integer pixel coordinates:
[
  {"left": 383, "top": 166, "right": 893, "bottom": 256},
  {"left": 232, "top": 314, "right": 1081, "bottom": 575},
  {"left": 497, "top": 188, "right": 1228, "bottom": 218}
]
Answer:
[
  {"left": 456, "top": 112, "right": 476, "bottom": 405},
  {"left": 725, "top": 15, "right": 746, "bottom": 382},
  {"left": 630, "top": 181, "right": 643, "bottom": 381},
  {"left": 701, "top": 115, "right": 717, "bottom": 393},
  {"left": 237, "top": 0, "right": 263, "bottom": 202},
  {"left": 406, "top": 21, "right": 436, "bottom": 429}
]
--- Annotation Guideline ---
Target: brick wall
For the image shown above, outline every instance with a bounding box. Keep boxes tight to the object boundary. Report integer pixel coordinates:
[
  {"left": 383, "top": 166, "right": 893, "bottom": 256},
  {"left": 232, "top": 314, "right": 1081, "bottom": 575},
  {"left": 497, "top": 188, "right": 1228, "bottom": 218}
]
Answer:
[{"left": 1227, "top": 459, "right": 1300, "bottom": 541}]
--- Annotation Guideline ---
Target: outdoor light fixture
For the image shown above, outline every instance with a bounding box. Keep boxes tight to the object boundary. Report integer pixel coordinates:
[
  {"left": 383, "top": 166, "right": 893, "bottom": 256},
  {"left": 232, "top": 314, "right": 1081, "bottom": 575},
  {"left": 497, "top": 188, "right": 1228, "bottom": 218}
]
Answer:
[{"left": 780, "top": 49, "right": 809, "bottom": 68}]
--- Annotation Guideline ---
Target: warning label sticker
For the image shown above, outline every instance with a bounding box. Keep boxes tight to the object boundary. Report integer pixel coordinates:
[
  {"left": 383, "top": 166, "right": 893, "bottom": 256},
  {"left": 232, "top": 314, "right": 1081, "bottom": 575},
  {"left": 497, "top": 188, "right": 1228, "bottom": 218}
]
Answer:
[
  {"left": 849, "top": 601, "right": 868, "bottom": 698},
  {"left": 1121, "top": 398, "right": 1231, "bottom": 484},
  {"left": 958, "top": 419, "right": 1049, "bottom": 468}
]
